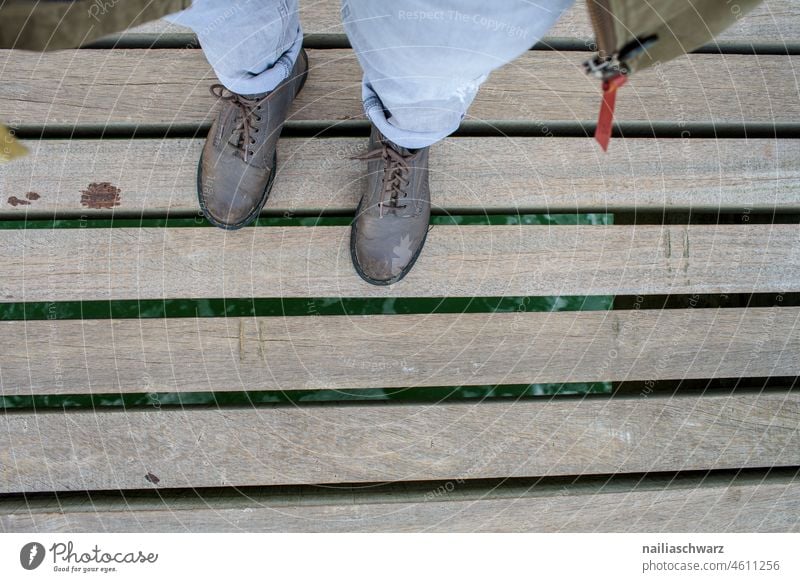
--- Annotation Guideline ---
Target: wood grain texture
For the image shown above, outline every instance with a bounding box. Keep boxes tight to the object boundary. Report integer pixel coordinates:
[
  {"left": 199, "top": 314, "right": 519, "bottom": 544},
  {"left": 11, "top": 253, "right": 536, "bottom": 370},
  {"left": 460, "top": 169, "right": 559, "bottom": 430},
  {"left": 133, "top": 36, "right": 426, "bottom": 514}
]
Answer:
[
  {"left": 125, "top": 19, "right": 192, "bottom": 36},
  {"left": 128, "top": 0, "right": 345, "bottom": 36},
  {"left": 1, "top": 308, "right": 798, "bottom": 395},
  {"left": 1, "top": 224, "right": 798, "bottom": 301},
  {"left": 2, "top": 50, "right": 798, "bottom": 124},
  {"left": 2, "top": 138, "right": 798, "bottom": 217},
  {"left": 3, "top": 474, "right": 798, "bottom": 532},
  {"left": 2, "top": 393, "right": 798, "bottom": 493},
  {"left": 127, "top": 1, "right": 800, "bottom": 44}
]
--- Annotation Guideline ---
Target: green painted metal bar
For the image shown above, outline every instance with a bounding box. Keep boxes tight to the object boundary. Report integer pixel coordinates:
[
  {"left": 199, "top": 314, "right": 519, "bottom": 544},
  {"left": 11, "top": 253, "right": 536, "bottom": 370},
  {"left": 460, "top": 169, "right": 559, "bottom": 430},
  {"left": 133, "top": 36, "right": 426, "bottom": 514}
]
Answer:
[
  {"left": 0, "top": 382, "right": 613, "bottom": 410},
  {"left": 0, "top": 295, "right": 613, "bottom": 321},
  {"left": 0, "top": 213, "right": 611, "bottom": 229}
]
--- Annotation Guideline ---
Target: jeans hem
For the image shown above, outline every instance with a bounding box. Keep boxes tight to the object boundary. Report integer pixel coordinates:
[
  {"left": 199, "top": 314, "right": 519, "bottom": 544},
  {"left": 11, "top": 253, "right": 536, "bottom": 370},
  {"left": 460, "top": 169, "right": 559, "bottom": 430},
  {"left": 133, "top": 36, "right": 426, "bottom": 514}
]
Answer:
[{"left": 364, "top": 96, "right": 459, "bottom": 150}]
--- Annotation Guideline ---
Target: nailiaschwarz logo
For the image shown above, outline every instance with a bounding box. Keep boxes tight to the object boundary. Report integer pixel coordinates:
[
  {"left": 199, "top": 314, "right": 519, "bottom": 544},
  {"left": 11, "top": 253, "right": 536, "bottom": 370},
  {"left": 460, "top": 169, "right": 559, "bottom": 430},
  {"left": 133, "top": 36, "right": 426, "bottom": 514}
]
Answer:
[{"left": 20, "top": 542, "right": 46, "bottom": 570}]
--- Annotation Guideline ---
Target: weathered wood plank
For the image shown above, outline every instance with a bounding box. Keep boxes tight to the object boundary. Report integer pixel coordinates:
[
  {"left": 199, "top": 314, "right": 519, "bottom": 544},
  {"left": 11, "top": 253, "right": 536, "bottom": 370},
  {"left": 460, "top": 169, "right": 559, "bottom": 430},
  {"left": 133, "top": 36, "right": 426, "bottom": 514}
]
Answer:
[
  {"left": 3, "top": 473, "right": 798, "bottom": 532},
  {"left": 1, "top": 308, "right": 798, "bottom": 395},
  {"left": 125, "top": 19, "right": 192, "bottom": 36},
  {"left": 2, "top": 50, "right": 798, "bottom": 124},
  {"left": 127, "top": 1, "right": 800, "bottom": 44},
  {"left": 2, "top": 393, "right": 798, "bottom": 493},
  {"left": 128, "top": 0, "right": 345, "bottom": 37},
  {"left": 1, "top": 224, "right": 798, "bottom": 301},
  {"left": 2, "top": 138, "right": 797, "bottom": 217}
]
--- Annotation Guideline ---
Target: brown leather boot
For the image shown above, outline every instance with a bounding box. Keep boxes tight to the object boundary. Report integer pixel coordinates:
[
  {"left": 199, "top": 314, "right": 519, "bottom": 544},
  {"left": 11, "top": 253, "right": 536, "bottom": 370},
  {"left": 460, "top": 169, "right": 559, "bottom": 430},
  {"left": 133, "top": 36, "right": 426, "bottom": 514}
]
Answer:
[
  {"left": 351, "top": 127, "right": 431, "bottom": 285},
  {"left": 198, "top": 49, "right": 308, "bottom": 229}
]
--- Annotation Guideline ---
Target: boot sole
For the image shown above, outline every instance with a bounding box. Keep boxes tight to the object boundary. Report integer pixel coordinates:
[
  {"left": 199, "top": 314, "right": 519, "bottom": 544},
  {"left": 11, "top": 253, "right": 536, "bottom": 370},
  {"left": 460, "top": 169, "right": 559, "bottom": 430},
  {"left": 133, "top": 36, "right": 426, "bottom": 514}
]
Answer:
[{"left": 196, "top": 49, "right": 309, "bottom": 231}]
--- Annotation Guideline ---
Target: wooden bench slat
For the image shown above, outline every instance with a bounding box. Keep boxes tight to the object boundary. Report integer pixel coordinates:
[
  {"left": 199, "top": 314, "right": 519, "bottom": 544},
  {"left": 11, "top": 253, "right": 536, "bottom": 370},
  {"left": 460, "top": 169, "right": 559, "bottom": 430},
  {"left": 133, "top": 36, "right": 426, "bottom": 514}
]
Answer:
[
  {"left": 4, "top": 474, "right": 798, "bottom": 532},
  {"left": 2, "top": 393, "right": 798, "bottom": 493},
  {"left": 1, "top": 224, "right": 798, "bottom": 300},
  {"left": 3, "top": 473, "right": 798, "bottom": 532},
  {"left": 2, "top": 137, "right": 797, "bottom": 217},
  {"left": 1, "top": 308, "right": 797, "bottom": 395},
  {"left": 127, "top": 1, "right": 800, "bottom": 44},
  {"left": 3, "top": 50, "right": 798, "bottom": 125}
]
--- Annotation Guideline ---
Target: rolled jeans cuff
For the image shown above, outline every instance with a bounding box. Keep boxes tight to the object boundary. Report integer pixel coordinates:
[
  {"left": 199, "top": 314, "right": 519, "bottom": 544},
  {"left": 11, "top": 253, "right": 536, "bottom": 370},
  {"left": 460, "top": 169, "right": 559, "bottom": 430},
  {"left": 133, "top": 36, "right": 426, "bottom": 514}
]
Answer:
[
  {"left": 214, "top": 24, "right": 303, "bottom": 95},
  {"left": 362, "top": 87, "right": 461, "bottom": 150}
]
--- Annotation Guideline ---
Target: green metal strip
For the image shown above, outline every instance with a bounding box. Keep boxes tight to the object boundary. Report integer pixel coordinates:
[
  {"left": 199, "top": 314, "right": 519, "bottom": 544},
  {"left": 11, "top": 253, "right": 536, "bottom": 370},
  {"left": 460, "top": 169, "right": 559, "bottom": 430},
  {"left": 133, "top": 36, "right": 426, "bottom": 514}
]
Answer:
[
  {"left": 0, "top": 383, "right": 613, "bottom": 410},
  {"left": 0, "top": 295, "right": 613, "bottom": 321},
  {"left": 0, "top": 213, "right": 611, "bottom": 229}
]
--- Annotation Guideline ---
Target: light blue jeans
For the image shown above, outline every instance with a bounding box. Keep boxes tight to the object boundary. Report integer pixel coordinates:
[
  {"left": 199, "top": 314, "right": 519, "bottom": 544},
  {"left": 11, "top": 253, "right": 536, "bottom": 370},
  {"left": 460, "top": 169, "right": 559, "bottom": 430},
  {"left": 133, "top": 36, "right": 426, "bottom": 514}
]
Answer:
[{"left": 168, "top": 0, "right": 575, "bottom": 149}]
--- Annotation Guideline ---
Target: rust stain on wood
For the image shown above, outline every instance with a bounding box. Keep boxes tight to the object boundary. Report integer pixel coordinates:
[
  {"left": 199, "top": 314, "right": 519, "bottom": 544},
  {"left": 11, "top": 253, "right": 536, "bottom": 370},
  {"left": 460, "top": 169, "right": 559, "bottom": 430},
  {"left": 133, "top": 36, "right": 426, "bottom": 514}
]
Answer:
[
  {"left": 6, "top": 196, "right": 30, "bottom": 206},
  {"left": 81, "top": 182, "right": 121, "bottom": 209},
  {"left": 145, "top": 472, "right": 160, "bottom": 485},
  {"left": 25, "top": 191, "right": 40, "bottom": 200}
]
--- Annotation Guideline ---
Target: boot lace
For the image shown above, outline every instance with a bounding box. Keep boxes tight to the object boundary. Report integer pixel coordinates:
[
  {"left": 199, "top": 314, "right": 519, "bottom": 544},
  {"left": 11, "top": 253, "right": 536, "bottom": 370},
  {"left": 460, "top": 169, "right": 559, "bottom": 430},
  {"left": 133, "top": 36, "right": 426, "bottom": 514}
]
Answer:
[
  {"left": 209, "top": 84, "right": 270, "bottom": 163},
  {"left": 354, "top": 141, "right": 420, "bottom": 217}
]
